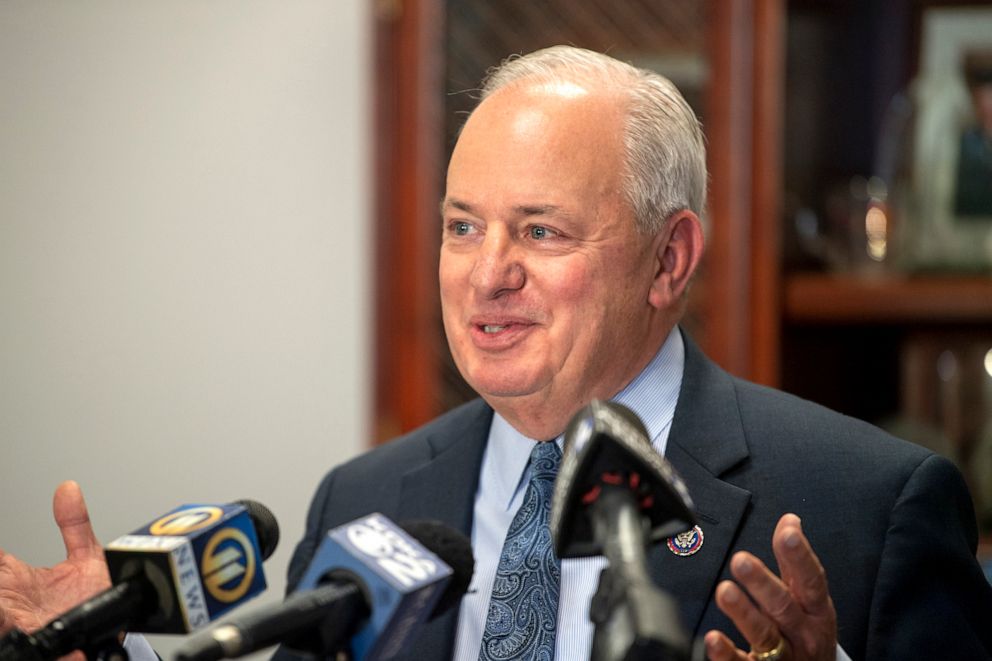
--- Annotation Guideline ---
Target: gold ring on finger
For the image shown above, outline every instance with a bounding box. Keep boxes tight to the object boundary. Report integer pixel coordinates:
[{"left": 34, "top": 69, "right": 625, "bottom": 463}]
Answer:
[{"left": 751, "top": 636, "right": 786, "bottom": 661}]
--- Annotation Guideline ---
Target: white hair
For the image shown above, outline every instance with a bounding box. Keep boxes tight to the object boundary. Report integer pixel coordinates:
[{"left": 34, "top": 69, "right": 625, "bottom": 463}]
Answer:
[{"left": 479, "top": 45, "right": 707, "bottom": 234}]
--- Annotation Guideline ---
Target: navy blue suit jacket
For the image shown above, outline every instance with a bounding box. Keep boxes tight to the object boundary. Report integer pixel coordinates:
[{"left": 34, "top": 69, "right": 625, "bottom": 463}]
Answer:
[{"left": 278, "top": 336, "right": 992, "bottom": 660}]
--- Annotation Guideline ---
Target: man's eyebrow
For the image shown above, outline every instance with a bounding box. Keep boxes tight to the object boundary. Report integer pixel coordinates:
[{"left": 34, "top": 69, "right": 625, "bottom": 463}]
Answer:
[
  {"left": 439, "top": 198, "right": 567, "bottom": 218},
  {"left": 440, "top": 197, "right": 473, "bottom": 214},
  {"left": 516, "top": 204, "right": 563, "bottom": 217}
]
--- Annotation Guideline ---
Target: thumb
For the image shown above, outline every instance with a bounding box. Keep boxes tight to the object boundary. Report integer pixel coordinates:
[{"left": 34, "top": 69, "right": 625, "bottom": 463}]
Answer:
[{"left": 53, "top": 480, "right": 102, "bottom": 562}]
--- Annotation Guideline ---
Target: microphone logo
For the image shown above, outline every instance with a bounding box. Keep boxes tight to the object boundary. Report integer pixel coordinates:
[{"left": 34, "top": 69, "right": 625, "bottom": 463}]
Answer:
[
  {"left": 150, "top": 506, "right": 225, "bottom": 535},
  {"left": 201, "top": 528, "right": 257, "bottom": 603},
  {"left": 348, "top": 524, "right": 395, "bottom": 558},
  {"left": 345, "top": 515, "right": 439, "bottom": 588}
]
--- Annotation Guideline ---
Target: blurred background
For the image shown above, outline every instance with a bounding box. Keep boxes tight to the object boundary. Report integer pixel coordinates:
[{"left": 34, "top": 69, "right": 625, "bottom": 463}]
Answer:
[
  {"left": 373, "top": 0, "right": 992, "bottom": 576},
  {"left": 1, "top": 2, "right": 990, "bottom": 658}
]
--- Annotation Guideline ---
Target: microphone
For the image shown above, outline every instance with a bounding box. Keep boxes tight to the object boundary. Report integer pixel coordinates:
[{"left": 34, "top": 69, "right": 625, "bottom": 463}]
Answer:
[
  {"left": 549, "top": 400, "right": 698, "bottom": 661},
  {"left": 0, "top": 500, "right": 279, "bottom": 661},
  {"left": 549, "top": 399, "right": 696, "bottom": 558},
  {"left": 175, "top": 514, "right": 474, "bottom": 661}
]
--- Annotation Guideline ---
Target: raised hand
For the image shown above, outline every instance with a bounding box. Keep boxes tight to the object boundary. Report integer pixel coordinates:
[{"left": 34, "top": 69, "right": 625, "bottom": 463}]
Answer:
[
  {"left": 0, "top": 481, "right": 112, "bottom": 637},
  {"left": 704, "top": 514, "right": 837, "bottom": 661}
]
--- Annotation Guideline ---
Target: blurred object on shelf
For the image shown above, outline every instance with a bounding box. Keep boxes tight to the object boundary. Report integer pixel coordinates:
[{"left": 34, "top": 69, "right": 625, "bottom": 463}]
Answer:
[
  {"left": 784, "top": 6, "right": 992, "bottom": 276},
  {"left": 786, "top": 174, "right": 902, "bottom": 276},
  {"left": 954, "top": 49, "right": 992, "bottom": 219},
  {"left": 900, "top": 331, "right": 992, "bottom": 533},
  {"left": 784, "top": 86, "right": 914, "bottom": 275},
  {"left": 904, "top": 6, "right": 992, "bottom": 272}
]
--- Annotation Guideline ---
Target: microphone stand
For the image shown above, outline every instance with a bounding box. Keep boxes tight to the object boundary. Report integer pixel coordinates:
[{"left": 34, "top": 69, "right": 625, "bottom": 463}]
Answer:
[
  {"left": 0, "top": 629, "right": 127, "bottom": 661},
  {"left": 0, "top": 579, "right": 145, "bottom": 661},
  {"left": 587, "top": 487, "right": 691, "bottom": 661}
]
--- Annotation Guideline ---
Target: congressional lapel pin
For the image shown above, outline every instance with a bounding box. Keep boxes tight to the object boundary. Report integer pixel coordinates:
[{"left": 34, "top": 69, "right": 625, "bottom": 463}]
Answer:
[{"left": 666, "top": 525, "right": 704, "bottom": 556}]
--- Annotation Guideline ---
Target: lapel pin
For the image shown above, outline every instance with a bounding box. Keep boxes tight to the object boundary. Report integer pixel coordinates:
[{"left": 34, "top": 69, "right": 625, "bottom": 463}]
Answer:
[{"left": 667, "top": 525, "right": 704, "bottom": 556}]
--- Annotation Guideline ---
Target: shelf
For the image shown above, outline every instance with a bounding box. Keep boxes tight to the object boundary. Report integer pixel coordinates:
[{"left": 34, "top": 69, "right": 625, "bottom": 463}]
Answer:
[{"left": 784, "top": 273, "right": 992, "bottom": 324}]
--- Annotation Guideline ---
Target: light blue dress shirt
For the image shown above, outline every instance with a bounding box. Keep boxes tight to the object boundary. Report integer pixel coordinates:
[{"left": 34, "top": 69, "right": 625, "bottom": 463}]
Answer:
[{"left": 452, "top": 329, "right": 685, "bottom": 661}]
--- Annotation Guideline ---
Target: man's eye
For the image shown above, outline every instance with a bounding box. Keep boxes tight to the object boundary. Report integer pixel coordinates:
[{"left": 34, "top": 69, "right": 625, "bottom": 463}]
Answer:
[
  {"left": 452, "top": 221, "right": 472, "bottom": 236},
  {"left": 529, "top": 225, "right": 553, "bottom": 240}
]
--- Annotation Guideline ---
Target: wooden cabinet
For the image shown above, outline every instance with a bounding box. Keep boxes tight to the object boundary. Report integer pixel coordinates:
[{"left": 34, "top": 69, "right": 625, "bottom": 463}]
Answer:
[{"left": 773, "top": 1, "right": 992, "bottom": 540}]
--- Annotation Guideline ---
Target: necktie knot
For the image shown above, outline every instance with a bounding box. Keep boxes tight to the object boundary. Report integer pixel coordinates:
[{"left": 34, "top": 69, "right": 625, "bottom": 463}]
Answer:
[{"left": 529, "top": 440, "right": 561, "bottom": 483}]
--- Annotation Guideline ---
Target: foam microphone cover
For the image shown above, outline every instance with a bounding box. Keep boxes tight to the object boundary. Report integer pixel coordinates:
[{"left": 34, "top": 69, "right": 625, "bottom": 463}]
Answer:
[{"left": 398, "top": 519, "right": 474, "bottom": 619}]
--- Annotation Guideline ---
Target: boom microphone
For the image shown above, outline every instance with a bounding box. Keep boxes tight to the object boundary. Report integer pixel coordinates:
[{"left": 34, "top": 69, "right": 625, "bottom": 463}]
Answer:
[
  {"left": 549, "top": 399, "right": 696, "bottom": 558},
  {"left": 0, "top": 500, "right": 279, "bottom": 661},
  {"left": 175, "top": 514, "right": 474, "bottom": 661},
  {"left": 550, "top": 400, "right": 698, "bottom": 661}
]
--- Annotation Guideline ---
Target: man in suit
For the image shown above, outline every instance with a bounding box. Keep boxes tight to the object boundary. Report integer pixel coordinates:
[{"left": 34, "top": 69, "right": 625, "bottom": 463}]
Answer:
[
  {"left": 279, "top": 45, "right": 992, "bottom": 660},
  {"left": 2, "top": 45, "right": 991, "bottom": 660}
]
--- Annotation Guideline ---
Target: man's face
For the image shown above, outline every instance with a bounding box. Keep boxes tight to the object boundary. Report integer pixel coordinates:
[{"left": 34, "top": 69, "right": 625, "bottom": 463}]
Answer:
[{"left": 440, "top": 82, "right": 665, "bottom": 436}]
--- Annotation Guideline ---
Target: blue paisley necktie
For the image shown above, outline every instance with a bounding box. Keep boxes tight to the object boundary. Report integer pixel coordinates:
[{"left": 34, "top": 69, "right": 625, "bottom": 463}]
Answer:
[{"left": 479, "top": 440, "right": 562, "bottom": 661}]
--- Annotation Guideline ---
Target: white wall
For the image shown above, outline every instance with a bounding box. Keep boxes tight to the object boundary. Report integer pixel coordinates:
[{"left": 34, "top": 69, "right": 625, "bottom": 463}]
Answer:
[{"left": 0, "top": 1, "right": 371, "bottom": 658}]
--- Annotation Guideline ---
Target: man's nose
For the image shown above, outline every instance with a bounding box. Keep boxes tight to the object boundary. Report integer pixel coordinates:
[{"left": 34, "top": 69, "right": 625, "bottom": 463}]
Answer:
[{"left": 469, "top": 232, "right": 525, "bottom": 297}]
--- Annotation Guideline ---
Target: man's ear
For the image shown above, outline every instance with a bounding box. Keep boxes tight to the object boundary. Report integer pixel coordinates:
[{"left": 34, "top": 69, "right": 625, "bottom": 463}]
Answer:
[{"left": 647, "top": 210, "right": 705, "bottom": 310}]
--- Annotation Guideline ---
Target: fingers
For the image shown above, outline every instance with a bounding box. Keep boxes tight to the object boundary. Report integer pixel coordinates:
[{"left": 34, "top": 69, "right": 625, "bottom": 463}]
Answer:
[
  {"left": 710, "top": 514, "right": 837, "bottom": 661},
  {"left": 771, "top": 514, "right": 831, "bottom": 616},
  {"left": 52, "top": 481, "right": 102, "bottom": 562},
  {"left": 713, "top": 578, "right": 787, "bottom": 654},
  {"left": 703, "top": 630, "right": 750, "bottom": 661},
  {"left": 728, "top": 551, "right": 806, "bottom": 635}
]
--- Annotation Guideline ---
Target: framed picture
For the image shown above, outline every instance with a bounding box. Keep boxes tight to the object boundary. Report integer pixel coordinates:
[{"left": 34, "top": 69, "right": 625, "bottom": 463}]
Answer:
[{"left": 908, "top": 5, "right": 992, "bottom": 271}]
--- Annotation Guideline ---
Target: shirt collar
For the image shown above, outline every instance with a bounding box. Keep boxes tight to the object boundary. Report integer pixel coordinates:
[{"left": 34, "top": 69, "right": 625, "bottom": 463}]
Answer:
[{"left": 484, "top": 327, "right": 685, "bottom": 509}]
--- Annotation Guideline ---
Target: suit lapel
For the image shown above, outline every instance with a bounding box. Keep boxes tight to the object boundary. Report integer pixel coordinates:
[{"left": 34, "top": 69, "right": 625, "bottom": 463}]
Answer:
[
  {"left": 395, "top": 401, "right": 493, "bottom": 661},
  {"left": 649, "top": 333, "right": 753, "bottom": 635},
  {"left": 395, "top": 403, "right": 491, "bottom": 534},
  {"left": 651, "top": 444, "right": 751, "bottom": 635}
]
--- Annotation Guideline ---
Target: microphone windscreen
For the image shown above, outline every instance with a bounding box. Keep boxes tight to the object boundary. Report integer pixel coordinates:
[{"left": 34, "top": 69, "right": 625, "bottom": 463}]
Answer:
[
  {"left": 234, "top": 499, "right": 280, "bottom": 560},
  {"left": 399, "top": 520, "right": 474, "bottom": 619}
]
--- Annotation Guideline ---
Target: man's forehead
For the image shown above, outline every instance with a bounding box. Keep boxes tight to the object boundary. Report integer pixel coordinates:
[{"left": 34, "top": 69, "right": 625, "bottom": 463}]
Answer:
[
  {"left": 443, "top": 81, "right": 628, "bottom": 214},
  {"left": 467, "top": 79, "right": 620, "bottom": 133}
]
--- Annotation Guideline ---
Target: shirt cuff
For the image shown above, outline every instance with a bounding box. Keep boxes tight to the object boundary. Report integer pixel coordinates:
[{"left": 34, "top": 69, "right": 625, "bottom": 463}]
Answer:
[{"left": 123, "top": 633, "right": 160, "bottom": 661}]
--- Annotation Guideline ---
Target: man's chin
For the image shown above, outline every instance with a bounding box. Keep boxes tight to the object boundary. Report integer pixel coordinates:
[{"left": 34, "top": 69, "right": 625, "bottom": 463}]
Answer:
[{"left": 467, "top": 372, "right": 544, "bottom": 401}]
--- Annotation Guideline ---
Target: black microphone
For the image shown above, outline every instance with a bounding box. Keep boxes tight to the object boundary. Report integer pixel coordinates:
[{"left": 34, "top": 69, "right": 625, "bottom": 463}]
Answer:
[
  {"left": 550, "top": 400, "right": 696, "bottom": 558},
  {"left": 549, "top": 400, "right": 698, "bottom": 661},
  {"left": 0, "top": 500, "right": 279, "bottom": 661},
  {"left": 175, "top": 514, "right": 474, "bottom": 661}
]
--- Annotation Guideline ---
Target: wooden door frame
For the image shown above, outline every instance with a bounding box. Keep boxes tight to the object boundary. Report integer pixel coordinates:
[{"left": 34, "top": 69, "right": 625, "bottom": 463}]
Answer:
[
  {"left": 373, "top": 0, "right": 446, "bottom": 441},
  {"left": 705, "top": 0, "right": 783, "bottom": 385}
]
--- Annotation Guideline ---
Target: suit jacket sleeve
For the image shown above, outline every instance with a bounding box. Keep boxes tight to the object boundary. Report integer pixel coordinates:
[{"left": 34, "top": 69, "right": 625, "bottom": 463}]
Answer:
[{"left": 865, "top": 453, "right": 992, "bottom": 658}]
